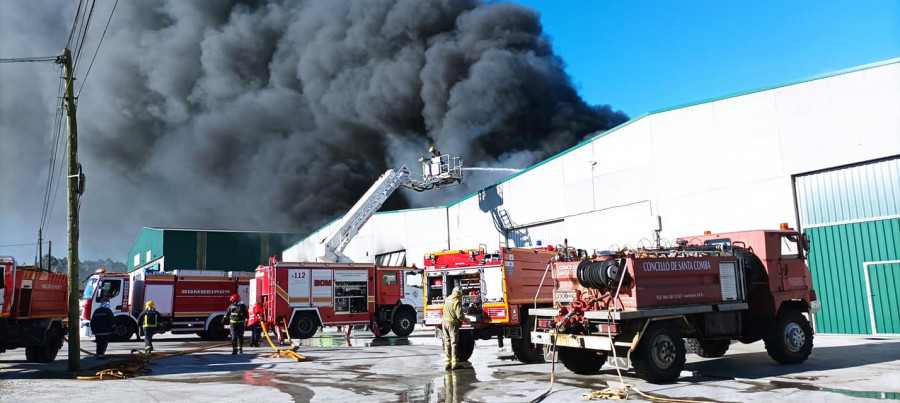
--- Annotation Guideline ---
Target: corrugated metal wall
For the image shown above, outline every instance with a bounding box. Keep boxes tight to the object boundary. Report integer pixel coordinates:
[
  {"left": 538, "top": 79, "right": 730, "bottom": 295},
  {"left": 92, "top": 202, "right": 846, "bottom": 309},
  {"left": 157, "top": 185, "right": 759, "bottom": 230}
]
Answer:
[{"left": 795, "top": 156, "right": 900, "bottom": 334}]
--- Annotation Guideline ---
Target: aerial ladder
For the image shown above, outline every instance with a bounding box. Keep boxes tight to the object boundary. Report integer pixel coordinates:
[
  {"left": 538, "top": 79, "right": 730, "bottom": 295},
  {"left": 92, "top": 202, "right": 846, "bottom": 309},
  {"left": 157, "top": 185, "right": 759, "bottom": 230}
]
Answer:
[{"left": 316, "top": 148, "right": 463, "bottom": 263}]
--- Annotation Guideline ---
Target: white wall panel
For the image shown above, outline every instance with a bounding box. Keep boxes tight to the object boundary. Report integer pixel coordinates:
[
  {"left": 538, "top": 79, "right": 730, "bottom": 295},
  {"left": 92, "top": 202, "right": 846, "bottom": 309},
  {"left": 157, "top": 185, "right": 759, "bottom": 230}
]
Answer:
[
  {"left": 593, "top": 164, "right": 656, "bottom": 211},
  {"left": 777, "top": 64, "right": 900, "bottom": 175},
  {"left": 562, "top": 201, "right": 656, "bottom": 252},
  {"left": 504, "top": 158, "right": 566, "bottom": 225},
  {"left": 656, "top": 177, "right": 796, "bottom": 240},
  {"left": 591, "top": 119, "right": 653, "bottom": 175}
]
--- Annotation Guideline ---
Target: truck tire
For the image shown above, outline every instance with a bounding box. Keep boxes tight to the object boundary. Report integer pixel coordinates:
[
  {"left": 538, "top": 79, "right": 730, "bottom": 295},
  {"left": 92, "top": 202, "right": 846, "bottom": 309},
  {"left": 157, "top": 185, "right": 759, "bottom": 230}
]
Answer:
[
  {"left": 391, "top": 309, "right": 416, "bottom": 337},
  {"left": 373, "top": 321, "right": 392, "bottom": 337},
  {"left": 25, "top": 326, "right": 62, "bottom": 363},
  {"left": 207, "top": 316, "right": 229, "bottom": 340},
  {"left": 686, "top": 338, "right": 730, "bottom": 358},
  {"left": 511, "top": 315, "right": 544, "bottom": 363},
  {"left": 457, "top": 330, "right": 475, "bottom": 362},
  {"left": 632, "top": 322, "right": 686, "bottom": 383},
  {"left": 558, "top": 347, "right": 605, "bottom": 375},
  {"left": 110, "top": 316, "right": 136, "bottom": 342},
  {"left": 764, "top": 309, "right": 813, "bottom": 364},
  {"left": 291, "top": 313, "right": 319, "bottom": 339}
]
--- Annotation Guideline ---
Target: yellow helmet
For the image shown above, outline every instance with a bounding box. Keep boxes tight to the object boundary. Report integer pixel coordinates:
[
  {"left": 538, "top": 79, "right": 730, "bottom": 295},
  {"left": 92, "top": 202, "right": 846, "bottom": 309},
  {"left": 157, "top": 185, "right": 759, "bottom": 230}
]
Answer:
[
  {"left": 145, "top": 300, "right": 155, "bottom": 309},
  {"left": 429, "top": 146, "right": 436, "bottom": 153}
]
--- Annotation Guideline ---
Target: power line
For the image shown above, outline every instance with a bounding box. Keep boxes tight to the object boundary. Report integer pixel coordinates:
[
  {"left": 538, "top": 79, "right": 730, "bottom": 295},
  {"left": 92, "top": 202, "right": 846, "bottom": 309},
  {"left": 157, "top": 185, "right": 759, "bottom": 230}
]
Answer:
[
  {"left": 72, "top": 0, "right": 98, "bottom": 71},
  {"left": 0, "top": 242, "right": 49, "bottom": 248},
  {"left": 77, "top": 0, "right": 118, "bottom": 97},
  {"left": 66, "top": 0, "right": 86, "bottom": 49}
]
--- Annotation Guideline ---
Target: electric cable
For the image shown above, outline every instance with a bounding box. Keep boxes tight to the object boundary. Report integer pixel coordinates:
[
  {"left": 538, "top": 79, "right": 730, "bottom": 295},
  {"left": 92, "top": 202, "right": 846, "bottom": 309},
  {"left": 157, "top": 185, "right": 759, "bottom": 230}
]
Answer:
[{"left": 77, "top": 0, "right": 118, "bottom": 97}]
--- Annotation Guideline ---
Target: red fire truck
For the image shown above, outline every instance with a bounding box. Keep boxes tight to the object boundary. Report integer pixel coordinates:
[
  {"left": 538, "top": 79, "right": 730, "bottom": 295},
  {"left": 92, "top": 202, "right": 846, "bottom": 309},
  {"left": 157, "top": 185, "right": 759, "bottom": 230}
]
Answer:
[
  {"left": 0, "top": 257, "right": 67, "bottom": 362},
  {"left": 529, "top": 228, "right": 821, "bottom": 383},
  {"left": 252, "top": 261, "right": 421, "bottom": 339},
  {"left": 80, "top": 266, "right": 253, "bottom": 341},
  {"left": 422, "top": 247, "right": 559, "bottom": 363}
]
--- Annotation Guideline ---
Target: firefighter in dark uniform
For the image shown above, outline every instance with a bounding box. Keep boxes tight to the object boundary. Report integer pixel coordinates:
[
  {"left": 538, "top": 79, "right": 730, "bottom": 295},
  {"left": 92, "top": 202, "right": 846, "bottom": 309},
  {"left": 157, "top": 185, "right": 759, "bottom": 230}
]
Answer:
[
  {"left": 137, "top": 300, "right": 161, "bottom": 353},
  {"left": 442, "top": 286, "right": 463, "bottom": 370},
  {"left": 223, "top": 294, "right": 248, "bottom": 354}
]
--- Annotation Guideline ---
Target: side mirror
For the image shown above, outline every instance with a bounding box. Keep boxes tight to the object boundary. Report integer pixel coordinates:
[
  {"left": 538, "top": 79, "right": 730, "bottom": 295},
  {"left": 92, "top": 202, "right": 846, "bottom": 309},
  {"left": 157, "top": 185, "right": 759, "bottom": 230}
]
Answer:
[{"left": 801, "top": 233, "right": 811, "bottom": 252}]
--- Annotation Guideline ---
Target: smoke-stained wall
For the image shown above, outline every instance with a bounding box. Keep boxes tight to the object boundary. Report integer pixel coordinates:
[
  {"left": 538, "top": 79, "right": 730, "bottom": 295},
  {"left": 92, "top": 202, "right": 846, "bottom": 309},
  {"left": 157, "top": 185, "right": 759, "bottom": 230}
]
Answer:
[{"left": 0, "top": 0, "right": 626, "bottom": 261}]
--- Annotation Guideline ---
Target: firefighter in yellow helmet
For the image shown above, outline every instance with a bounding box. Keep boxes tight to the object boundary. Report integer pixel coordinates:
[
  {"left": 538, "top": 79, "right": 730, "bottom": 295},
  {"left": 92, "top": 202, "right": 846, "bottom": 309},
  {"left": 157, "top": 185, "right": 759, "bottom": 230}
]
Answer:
[
  {"left": 442, "top": 286, "right": 463, "bottom": 370},
  {"left": 137, "top": 300, "right": 162, "bottom": 353}
]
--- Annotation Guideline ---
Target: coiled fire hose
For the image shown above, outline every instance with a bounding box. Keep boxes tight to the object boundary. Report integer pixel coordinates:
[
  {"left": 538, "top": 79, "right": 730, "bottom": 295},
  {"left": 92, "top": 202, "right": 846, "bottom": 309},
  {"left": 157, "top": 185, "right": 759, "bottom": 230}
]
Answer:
[{"left": 260, "top": 320, "right": 307, "bottom": 362}]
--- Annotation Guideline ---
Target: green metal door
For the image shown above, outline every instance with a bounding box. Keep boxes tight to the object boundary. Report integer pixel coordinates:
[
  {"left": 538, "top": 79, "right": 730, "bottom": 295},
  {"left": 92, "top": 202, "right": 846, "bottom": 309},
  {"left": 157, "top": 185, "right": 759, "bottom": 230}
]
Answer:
[{"left": 868, "top": 262, "right": 900, "bottom": 334}]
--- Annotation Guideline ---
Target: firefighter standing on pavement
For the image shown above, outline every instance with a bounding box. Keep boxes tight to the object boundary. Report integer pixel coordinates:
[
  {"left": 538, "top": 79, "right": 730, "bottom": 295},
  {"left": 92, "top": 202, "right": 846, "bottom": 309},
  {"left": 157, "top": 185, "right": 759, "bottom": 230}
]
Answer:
[
  {"left": 89, "top": 295, "right": 115, "bottom": 360},
  {"left": 224, "top": 294, "right": 248, "bottom": 354},
  {"left": 247, "top": 303, "right": 263, "bottom": 347},
  {"left": 442, "top": 286, "right": 463, "bottom": 370},
  {"left": 137, "top": 300, "right": 162, "bottom": 353}
]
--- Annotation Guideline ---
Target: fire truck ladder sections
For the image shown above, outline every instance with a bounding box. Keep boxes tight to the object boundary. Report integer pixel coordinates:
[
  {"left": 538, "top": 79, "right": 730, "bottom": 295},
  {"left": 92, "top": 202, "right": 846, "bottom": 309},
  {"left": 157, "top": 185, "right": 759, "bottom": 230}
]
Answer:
[
  {"left": 260, "top": 320, "right": 307, "bottom": 362},
  {"left": 318, "top": 153, "right": 463, "bottom": 262}
]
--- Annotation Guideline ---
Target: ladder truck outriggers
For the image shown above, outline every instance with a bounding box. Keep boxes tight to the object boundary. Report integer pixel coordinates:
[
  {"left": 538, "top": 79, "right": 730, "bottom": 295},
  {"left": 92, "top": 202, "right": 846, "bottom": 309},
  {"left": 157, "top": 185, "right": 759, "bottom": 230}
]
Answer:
[{"left": 254, "top": 150, "right": 463, "bottom": 341}]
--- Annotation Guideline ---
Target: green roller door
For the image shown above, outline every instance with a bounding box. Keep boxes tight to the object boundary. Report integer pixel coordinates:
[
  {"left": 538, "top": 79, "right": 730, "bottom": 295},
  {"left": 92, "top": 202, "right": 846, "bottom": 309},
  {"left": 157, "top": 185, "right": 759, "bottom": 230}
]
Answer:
[{"left": 795, "top": 156, "right": 900, "bottom": 334}]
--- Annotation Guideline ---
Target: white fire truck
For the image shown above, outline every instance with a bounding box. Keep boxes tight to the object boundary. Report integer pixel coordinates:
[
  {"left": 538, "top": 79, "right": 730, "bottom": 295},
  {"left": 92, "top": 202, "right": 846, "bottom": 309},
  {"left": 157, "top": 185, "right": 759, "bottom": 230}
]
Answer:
[{"left": 80, "top": 265, "right": 253, "bottom": 341}]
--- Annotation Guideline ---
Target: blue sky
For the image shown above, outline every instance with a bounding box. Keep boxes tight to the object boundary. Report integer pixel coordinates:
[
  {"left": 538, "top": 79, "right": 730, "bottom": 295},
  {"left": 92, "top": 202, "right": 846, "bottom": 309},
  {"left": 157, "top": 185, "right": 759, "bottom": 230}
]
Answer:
[{"left": 512, "top": 0, "right": 900, "bottom": 117}]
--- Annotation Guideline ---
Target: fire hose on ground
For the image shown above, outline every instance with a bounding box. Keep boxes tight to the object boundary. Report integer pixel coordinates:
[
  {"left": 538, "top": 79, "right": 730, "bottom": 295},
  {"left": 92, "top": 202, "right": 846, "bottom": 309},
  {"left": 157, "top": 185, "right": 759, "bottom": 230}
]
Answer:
[{"left": 72, "top": 321, "right": 306, "bottom": 380}]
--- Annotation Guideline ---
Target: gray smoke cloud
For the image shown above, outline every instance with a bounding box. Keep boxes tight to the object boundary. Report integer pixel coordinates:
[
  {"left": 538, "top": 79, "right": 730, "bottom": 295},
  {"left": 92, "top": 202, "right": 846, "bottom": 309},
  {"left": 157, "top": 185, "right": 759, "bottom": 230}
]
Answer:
[{"left": 0, "top": 0, "right": 627, "bottom": 262}]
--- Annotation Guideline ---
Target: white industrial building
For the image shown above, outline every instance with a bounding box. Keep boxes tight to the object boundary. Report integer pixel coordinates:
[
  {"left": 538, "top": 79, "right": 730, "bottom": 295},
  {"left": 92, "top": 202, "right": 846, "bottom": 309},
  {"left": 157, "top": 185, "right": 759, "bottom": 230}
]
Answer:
[{"left": 285, "top": 58, "right": 900, "bottom": 335}]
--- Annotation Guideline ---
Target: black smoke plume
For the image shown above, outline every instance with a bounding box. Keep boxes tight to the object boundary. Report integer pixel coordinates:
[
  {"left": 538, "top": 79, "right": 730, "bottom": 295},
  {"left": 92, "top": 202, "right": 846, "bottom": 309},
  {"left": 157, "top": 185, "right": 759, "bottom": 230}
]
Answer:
[{"left": 0, "top": 0, "right": 627, "bottom": 260}]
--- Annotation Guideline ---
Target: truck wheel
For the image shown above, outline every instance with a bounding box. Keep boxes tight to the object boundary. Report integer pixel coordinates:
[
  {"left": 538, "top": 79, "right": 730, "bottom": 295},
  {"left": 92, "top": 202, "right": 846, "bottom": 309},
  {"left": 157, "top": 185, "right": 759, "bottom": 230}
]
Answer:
[
  {"left": 110, "top": 316, "right": 136, "bottom": 342},
  {"left": 456, "top": 330, "right": 475, "bottom": 362},
  {"left": 391, "top": 309, "right": 416, "bottom": 337},
  {"left": 291, "top": 313, "right": 319, "bottom": 339},
  {"left": 764, "top": 310, "right": 813, "bottom": 364},
  {"left": 558, "top": 347, "right": 605, "bottom": 374},
  {"left": 25, "top": 326, "right": 62, "bottom": 363},
  {"left": 686, "top": 338, "right": 730, "bottom": 358},
  {"left": 207, "top": 317, "right": 229, "bottom": 340},
  {"left": 511, "top": 315, "right": 544, "bottom": 363},
  {"left": 372, "top": 321, "right": 392, "bottom": 337},
  {"left": 632, "top": 322, "right": 686, "bottom": 383}
]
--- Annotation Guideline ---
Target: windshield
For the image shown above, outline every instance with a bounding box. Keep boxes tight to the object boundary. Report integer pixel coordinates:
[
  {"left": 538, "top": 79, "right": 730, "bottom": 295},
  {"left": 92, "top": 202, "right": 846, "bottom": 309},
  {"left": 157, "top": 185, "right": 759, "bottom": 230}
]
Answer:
[{"left": 82, "top": 277, "right": 98, "bottom": 300}]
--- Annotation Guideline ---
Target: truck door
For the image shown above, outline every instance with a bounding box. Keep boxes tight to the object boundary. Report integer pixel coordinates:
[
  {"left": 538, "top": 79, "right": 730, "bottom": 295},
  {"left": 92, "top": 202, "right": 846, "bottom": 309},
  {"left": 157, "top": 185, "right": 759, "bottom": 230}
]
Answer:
[
  {"left": 98, "top": 278, "right": 125, "bottom": 311},
  {"left": 377, "top": 269, "right": 401, "bottom": 306}
]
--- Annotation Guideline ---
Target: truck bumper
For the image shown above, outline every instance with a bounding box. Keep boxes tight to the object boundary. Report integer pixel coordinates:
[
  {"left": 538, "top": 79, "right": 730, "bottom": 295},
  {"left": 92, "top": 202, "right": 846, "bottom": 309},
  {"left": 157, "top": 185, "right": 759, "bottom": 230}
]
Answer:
[{"left": 531, "top": 332, "right": 613, "bottom": 351}]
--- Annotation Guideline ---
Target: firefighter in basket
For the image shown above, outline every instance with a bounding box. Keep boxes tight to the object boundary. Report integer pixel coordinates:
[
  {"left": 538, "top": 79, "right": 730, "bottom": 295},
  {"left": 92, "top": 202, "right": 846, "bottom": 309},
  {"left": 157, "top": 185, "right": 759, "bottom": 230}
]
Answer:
[
  {"left": 442, "top": 286, "right": 464, "bottom": 370},
  {"left": 224, "top": 294, "right": 249, "bottom": 354},
  {"left": 137, "top": 300, "right": 162, "bottom": 353}
]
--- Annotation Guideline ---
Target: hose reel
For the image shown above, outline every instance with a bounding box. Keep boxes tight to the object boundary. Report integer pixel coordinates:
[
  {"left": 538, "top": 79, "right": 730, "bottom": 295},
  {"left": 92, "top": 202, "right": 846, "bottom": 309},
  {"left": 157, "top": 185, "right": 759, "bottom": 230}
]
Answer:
[{"left": 576, "top": 258, "right": 627, "bottom": 290}]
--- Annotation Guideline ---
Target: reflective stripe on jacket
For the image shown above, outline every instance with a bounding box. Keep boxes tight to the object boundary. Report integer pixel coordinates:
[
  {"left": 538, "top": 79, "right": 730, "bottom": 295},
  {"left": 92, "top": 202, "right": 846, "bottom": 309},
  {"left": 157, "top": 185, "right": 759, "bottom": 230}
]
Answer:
[
  {"left": 227, "top": 302, "right": 248, "bottom": 324},
  {"left": 140, "top": 309, "right": 160, "bottom": 328},
  {"left": 442, "top": 293, "right": 462, "bottom": 324}
]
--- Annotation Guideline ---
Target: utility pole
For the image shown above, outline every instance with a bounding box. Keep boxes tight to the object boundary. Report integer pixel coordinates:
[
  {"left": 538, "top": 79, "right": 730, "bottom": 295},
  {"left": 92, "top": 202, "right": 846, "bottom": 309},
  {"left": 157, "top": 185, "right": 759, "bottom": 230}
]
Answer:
[
  {"left": 59, "top": 48, "right": 81, "bottom": 372},
  {"left": 38, "top": 229, "right": 43, "bottom": 269}
]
